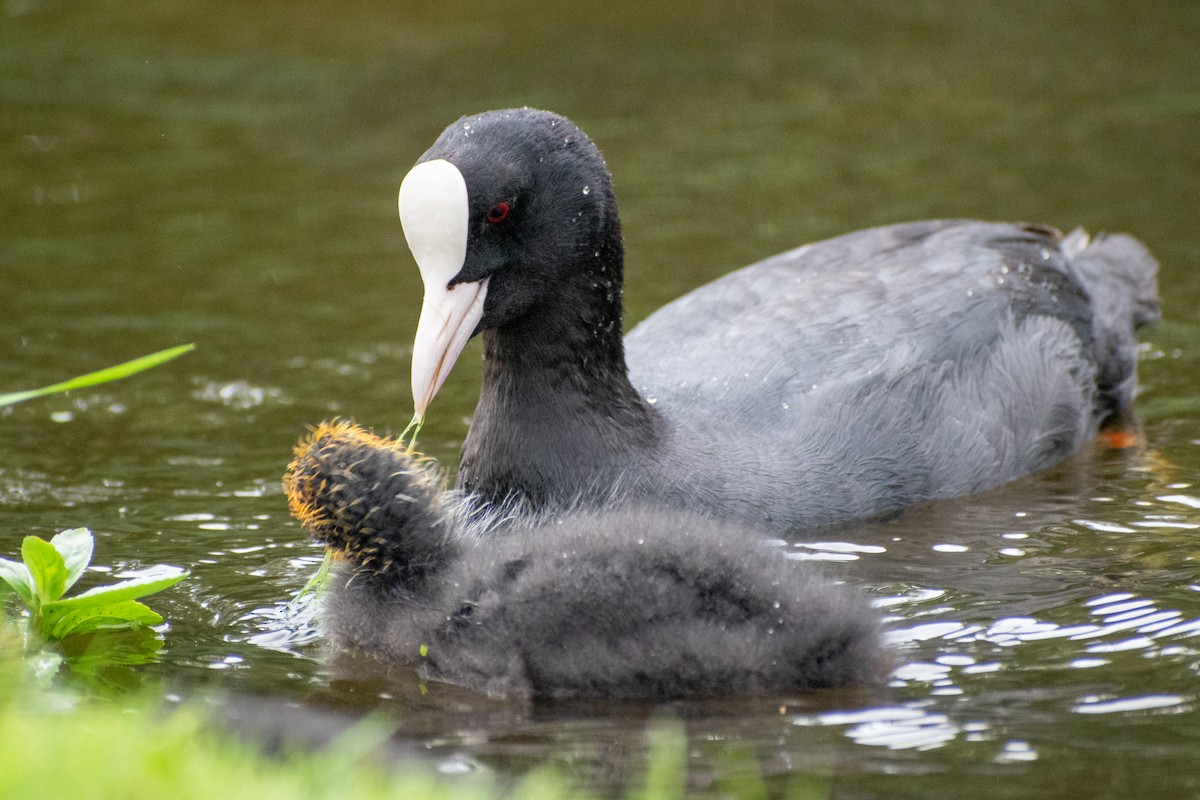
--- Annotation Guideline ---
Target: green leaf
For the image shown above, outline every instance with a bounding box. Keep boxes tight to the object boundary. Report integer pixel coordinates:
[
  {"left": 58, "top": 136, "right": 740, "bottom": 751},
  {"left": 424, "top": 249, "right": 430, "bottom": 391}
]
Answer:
[
  {"left": 50, "top": 528, "right": 94, "bottom": 593},
  {"left": 0, "top": 343, "right": 195, "bottom": 406},
  {"left": 47, "top": 600, "right": 164, "bottom": 640},
  {"left": 41, "top": 570, "right": 187, "bottom": 620},
  {"left": 21, "top": 536, "right": 68, "bottom": 605},
  {"left": 0, "top": 557, "right": 35, "bottom": 606}
]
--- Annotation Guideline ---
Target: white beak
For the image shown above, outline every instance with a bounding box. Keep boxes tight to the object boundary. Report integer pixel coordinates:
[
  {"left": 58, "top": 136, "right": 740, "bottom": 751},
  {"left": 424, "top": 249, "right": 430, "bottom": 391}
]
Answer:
[{"left": 399, "top": 159, "right": 488, "bottom": 417}]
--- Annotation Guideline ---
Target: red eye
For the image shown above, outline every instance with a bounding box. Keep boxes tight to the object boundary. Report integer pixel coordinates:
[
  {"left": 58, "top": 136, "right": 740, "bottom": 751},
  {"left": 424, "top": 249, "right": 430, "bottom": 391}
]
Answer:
[{"left": 485, "top": 201, "right": 511, "bottom": 224}]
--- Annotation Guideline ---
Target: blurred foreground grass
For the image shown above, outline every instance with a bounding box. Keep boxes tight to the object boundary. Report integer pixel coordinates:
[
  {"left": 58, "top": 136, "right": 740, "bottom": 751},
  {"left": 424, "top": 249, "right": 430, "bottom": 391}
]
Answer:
[
  {"left": 0, "top": 621, "right": 579, "bottom": 800},
  {"left": 0, "top": 694, "right": 580, "bottom": 799}
]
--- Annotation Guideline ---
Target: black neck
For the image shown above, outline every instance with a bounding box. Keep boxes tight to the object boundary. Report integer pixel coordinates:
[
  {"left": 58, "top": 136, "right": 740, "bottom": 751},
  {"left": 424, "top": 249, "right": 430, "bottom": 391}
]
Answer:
[
  {"left": 458, "top": 222, "right": 663, "bottom": 507},
  {"left": 486, "top": 237, "right": 630, "bottom": 391}
]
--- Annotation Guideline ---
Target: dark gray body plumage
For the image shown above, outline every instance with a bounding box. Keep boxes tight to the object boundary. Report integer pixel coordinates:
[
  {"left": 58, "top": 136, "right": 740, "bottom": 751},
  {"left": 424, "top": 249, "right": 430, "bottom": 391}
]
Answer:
[{"left": 617, "top": 220, "right": 1158, "bottom": 529}]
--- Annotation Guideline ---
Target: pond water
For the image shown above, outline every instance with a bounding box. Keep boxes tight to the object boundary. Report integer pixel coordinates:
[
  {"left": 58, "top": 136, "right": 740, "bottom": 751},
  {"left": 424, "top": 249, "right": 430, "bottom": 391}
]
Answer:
[{"left": 3, "top": 0, "right": 1200, "bottom": 796}]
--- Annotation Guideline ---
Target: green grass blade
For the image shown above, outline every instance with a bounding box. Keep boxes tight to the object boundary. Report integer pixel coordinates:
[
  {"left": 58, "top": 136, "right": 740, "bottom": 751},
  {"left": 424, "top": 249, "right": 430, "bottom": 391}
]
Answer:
[
  {"left": 401, "top": 412, "right": 425, "bottom": 453},
  {"left": 0, "top": 343, "right": 195, "bottom": 407},
  {"left": 293, "top": 552, "right": 332, "bottom": 603},
  {"left": 629, "top": 720, "right": 687, "bottom": 800}
]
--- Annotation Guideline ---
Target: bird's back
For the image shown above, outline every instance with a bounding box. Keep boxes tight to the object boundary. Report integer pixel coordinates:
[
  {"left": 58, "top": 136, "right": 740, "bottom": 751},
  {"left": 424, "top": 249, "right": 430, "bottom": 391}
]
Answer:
[{"left": 624, "top": 220, "right": 1157, "bottom": 528}]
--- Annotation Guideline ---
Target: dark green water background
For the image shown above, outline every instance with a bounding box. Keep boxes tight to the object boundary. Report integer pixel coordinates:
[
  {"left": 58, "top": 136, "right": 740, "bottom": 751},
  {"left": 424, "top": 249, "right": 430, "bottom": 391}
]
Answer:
[{"left": 3, "top": 1, "right": 1200, "bottom": 797}]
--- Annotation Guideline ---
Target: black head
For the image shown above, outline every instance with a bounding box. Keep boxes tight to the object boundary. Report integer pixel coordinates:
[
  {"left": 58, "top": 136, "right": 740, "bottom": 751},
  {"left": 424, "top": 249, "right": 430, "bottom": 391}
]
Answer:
[
  {"left": 415, "top": 108, "right": 618, "bottom": 327},
  {"left": 400, "top": 109, "right": 626, "bottom": 416}
]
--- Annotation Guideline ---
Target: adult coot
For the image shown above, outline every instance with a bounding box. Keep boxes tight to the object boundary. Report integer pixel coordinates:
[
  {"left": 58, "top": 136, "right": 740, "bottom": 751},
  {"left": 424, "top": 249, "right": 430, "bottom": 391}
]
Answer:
[
  {"left": 399, "top": 108, "right": 1158, "bottom": 530},
  {"left": 284, "top": 421, "right": 887, "bottom": 699}
]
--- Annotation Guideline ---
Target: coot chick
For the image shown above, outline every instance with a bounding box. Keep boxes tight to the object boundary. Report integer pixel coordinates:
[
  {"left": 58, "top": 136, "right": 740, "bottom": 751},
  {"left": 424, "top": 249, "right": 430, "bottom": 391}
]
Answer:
[
  {"left": 283, "top": 421, "right": 887, "bottom": 700},
  {"left": 398, "top": 108, "right": 1158, "bottom": 530}
]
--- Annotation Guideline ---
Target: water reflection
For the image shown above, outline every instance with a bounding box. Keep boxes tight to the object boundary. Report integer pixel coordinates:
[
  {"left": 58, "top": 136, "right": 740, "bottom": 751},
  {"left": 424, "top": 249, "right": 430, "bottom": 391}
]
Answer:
[
  {"left": 809, "top": 706, "right": 964, "bottom": 752},
  {"left": 243, "top": 579, "right": 323, "bottom": 655}
]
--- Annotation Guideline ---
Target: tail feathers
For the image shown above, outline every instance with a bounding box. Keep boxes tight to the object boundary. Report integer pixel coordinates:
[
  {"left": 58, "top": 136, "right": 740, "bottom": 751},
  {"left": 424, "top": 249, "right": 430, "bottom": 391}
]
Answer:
[
  {"left": 1066, "top": 230, "right": 1160, "bottom": 419},
  {"left": 283, "top": 420, "right": 459, "bottom": 587},
  {"left": 1070, "top": 229, "right": 1161, "bottom": 328}
]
